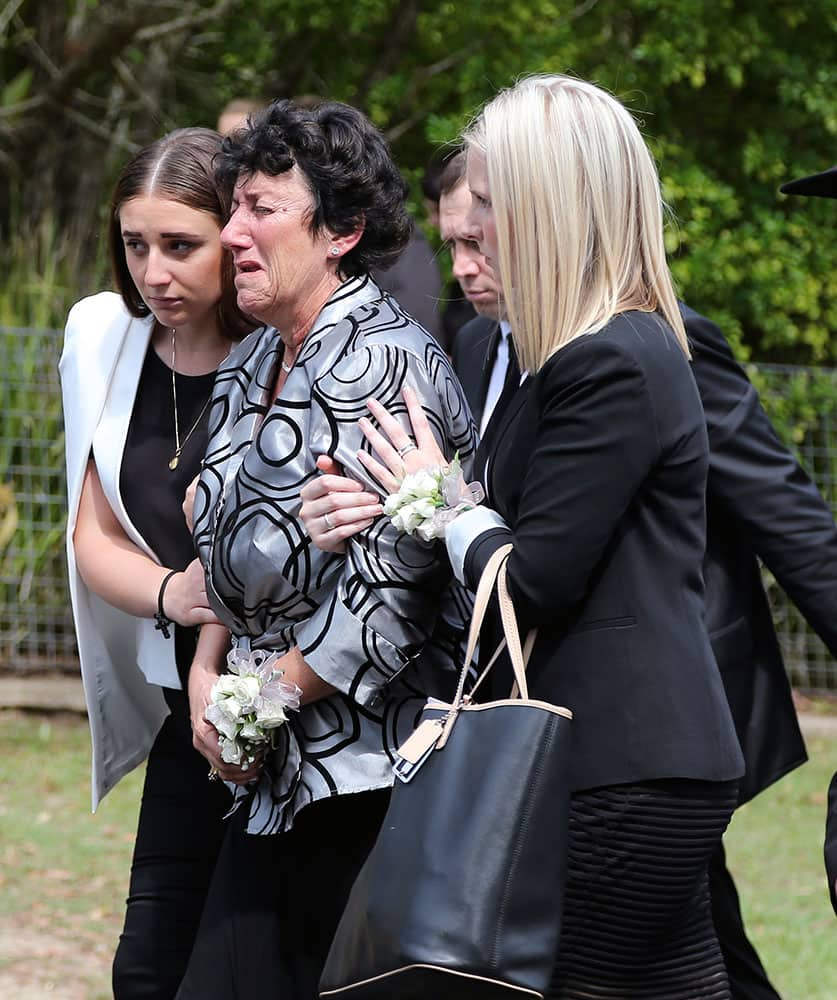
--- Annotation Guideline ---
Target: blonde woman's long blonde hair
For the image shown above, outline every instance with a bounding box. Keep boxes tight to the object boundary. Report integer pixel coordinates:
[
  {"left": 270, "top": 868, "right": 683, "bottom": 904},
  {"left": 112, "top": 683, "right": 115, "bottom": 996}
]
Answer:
[{"left": 463, "top": 75, "right": 687, "bottom": 374}]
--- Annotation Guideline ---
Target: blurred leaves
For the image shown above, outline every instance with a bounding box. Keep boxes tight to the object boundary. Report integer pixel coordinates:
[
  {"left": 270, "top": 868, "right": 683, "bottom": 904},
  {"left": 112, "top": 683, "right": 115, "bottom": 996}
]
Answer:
[{"left": 0, "top": 0, "right": 835, "bottom": 362}]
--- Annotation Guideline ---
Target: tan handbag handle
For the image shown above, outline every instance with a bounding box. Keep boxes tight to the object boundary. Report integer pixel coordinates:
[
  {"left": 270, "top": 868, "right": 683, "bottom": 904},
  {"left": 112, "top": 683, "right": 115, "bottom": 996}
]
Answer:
[
  {"left": 450, "top": 544, "right": 532, "bottom": 709},
  {"left": 508, "top": 630, "right": 538, "bottom": 700},
  {"left": 450, "top": 544, "right": 512, "bottom": 712},
  {"left": 496, "top": 561, "right": 529, "bottom": 699},
  {"left": 437, "top": 545, "right": 535, "bottom": 749}
]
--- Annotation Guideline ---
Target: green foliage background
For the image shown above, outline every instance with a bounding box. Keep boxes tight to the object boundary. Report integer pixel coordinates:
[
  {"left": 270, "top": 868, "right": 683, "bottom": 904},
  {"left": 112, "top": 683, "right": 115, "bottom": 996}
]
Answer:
[{"left": 1, "top": 0, "right": 835, "bottom": 360}]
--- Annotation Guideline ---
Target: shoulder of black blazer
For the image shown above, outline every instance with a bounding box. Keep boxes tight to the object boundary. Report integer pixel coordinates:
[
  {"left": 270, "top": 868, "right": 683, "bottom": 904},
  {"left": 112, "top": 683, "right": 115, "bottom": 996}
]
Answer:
[
  {"left": 683, "top": 302, "right": 837, "bottom": 657},
  {"left": 450, "top": 314, "right": 498, "bottom": 421}
]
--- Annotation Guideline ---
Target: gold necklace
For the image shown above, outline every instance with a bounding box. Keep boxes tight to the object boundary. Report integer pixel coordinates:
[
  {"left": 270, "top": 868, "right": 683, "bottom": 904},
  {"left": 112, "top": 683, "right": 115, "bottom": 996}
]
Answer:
[{"left": 169, "top": 327, "right": 213, "bottom": 471}]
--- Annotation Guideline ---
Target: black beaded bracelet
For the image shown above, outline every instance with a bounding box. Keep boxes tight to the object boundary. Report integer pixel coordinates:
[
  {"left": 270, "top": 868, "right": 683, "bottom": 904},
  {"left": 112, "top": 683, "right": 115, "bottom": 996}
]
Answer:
[{"left": 153, "top": 569, "right": 178, "bottom": 639}]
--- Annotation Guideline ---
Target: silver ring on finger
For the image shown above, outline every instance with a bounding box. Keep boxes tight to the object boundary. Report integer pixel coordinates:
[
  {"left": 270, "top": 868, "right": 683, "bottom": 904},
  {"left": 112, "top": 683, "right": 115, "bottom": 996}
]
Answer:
[
  {"left": 323, "top": 511, "right": 335, "bottom": 531},
  {"left": 397, "top": 441, "right": 418, "bottom": 458}
]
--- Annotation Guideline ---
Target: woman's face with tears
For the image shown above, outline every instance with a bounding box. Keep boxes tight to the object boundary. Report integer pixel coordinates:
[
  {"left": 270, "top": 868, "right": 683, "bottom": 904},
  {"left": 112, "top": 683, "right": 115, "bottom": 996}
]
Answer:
[{"left": 221, "top": 167, "right": 336, "bottom": 330}]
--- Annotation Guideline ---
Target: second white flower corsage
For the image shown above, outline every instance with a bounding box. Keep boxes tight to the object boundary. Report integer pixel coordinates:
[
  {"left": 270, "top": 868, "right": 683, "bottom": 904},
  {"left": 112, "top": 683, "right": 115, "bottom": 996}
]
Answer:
[
  {"left": 205, "top": 647, "right": 302, "bottom": 768},
  {"left": 383, "top": 455, "right": 485, "bottom": 541}
]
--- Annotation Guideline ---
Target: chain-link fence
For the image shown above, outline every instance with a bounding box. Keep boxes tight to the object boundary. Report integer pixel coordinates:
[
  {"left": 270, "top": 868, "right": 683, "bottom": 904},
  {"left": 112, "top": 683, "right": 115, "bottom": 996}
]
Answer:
[
  {"left": 2, "top": 326, "right": 837, "bottom": 689},
  {"left": 1, "top": 326, "right": 75, "bottom": 670}
]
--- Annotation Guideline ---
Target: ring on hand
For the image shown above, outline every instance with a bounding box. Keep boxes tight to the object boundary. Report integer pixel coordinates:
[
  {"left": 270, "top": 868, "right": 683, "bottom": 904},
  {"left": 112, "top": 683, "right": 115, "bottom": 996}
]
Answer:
[
  {"left": 323, "top": 511, "right": 335, "bottom": 531},
  {"left": 397, "top": 441, "right": 418, "bottom": 458},
  {"left": 208, "top": 767, "right": 220, "bottom": 782}
]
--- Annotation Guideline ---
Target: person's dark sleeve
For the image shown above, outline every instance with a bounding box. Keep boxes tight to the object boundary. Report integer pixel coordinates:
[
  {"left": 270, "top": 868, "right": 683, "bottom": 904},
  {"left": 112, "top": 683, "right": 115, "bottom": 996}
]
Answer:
[
  {"left": 826, "top": 771, "right": 837, "bottom": 915},
  {"left": 685, "top": 305, "right": 837, "bottom": 656}
]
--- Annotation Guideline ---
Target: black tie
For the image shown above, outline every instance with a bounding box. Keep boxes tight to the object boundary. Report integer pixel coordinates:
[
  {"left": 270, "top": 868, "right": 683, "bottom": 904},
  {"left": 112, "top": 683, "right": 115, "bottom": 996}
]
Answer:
[{"left": 490, "top": 338, "right": 521, "bottom": 430}]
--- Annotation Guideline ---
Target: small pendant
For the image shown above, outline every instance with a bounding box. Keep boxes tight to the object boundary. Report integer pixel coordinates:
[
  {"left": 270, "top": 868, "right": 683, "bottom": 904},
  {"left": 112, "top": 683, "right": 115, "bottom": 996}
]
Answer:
[{"left": 169, "top": 454, "right": 179, "bottom": 470}]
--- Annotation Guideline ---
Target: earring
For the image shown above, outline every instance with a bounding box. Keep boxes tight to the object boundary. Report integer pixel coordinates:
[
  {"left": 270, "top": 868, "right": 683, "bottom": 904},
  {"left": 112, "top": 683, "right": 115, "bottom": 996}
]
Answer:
[{"left": 329, "top": 247, "right": 340, "bottom": 257}]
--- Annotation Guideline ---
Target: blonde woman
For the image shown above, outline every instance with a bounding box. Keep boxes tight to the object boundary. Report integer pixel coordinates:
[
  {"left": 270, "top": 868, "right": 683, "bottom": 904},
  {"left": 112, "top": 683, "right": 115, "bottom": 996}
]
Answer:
[{"left": 301, "top": 75, "right": 744, "bottom": 998}]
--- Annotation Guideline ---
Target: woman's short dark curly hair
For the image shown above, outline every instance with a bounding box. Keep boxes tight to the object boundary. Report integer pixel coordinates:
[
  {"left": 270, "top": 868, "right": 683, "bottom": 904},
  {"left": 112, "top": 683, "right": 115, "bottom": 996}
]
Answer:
[
  {"left": 109, "top": 127, "right": 253, "bottom": 340},
  {"left": 215, "top": 100, "right": 412, "bottom": 276}
]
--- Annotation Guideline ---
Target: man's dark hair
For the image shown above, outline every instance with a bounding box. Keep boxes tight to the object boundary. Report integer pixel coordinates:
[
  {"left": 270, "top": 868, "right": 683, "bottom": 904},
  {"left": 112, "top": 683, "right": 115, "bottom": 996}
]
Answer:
[{"left": 438, "top": 149, "right": 468, "bottom": 198}]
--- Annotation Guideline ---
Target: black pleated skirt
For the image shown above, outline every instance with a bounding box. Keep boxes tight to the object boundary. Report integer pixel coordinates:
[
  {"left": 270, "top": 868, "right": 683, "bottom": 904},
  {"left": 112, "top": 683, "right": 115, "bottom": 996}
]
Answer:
[{"left": 549, "top": 778, "right": 739, "bottom": 1000}]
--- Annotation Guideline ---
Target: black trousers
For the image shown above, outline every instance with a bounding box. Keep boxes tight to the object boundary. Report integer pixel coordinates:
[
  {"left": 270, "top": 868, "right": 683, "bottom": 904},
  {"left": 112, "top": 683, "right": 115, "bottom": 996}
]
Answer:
[
  {"left": 112, "top": 687, "right": 231, "bottom": 1000},
  {"left": 709, "top": 840, "right": 782, "bottom": 1000},
  {"left": 175, "top": 789, "right": 391, "bottom": 1000}
]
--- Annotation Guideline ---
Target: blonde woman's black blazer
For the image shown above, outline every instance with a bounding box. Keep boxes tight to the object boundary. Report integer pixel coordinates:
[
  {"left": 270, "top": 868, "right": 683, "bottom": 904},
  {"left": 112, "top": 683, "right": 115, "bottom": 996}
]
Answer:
[{"left": 463, "top": 310, "right": 744, "bottom": 793}]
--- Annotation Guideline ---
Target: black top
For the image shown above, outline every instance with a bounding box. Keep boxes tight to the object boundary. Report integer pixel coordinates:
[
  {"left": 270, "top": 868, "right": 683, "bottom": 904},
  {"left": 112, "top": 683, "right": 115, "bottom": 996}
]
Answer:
[{"left": 120, "top": 343, "right": 215, "bottom": 683}]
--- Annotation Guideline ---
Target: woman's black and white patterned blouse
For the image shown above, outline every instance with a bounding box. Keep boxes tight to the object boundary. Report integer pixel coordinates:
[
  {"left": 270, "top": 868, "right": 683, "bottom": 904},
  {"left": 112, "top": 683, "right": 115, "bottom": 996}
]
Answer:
[{"left": 193, "top": 275, "right": 477, "bottom": 835}]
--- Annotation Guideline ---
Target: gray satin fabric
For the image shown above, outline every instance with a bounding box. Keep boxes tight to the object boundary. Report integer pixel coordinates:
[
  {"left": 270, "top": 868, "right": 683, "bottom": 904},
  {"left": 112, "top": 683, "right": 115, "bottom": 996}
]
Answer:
[{"left": 193, "top": 275, "right": 477, "bottom": 834}]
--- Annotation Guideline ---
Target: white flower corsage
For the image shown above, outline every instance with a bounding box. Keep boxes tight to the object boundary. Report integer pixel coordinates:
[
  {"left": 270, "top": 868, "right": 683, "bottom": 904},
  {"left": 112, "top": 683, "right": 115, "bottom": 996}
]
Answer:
[
  {"left": 383, "top": 455, "right": 485, "bottom": 541},
  {"left": 205, "top": 647, "right": 302, "bottom": 768}
]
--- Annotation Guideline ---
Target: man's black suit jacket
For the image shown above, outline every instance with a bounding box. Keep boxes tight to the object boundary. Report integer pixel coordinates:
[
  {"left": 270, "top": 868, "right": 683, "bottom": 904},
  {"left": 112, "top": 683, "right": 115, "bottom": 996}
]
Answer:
[
  {"left": 458, "top": 310, "right": 744, "bottom": 793},
  {"left": 451, "top": 305, "right": 837, "bottom": 802},
  {"left": 685, "top": 304, "right": 837, "bottom": 803},
  {"left": 450, "top": 315, "right": 497, "bottom": 429}
]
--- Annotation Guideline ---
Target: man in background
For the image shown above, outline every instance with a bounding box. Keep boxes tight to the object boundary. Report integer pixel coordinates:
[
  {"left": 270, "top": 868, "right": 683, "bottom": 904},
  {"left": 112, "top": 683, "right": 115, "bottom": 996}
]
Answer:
[
  {"left": 439, "top": 152, "right": 510, "bottom": 436},
  {"left": 423, "top": 151, "right": 478, "bottom": 345},
  {"left": 779, "top": 162, "right": 837, "bottom": 918}
]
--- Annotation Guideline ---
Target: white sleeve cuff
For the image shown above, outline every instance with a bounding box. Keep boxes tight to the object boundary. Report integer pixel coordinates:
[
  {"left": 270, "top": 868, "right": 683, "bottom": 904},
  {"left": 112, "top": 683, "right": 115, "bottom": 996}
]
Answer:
[{"left": 445, "top": 506, "right": 509, "bottom": 584}]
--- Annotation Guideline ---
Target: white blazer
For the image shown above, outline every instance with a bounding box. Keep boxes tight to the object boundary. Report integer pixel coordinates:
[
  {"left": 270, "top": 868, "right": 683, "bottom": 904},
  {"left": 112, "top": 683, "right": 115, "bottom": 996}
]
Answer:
[{"left": 60, "top": 291, "right": 181, "bottom": 810}]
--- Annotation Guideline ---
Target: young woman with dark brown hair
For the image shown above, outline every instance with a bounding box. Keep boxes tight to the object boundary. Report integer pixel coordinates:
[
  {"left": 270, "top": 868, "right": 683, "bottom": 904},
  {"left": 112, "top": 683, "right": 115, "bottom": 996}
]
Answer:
[{"left": 60, "top": 127, "right": 255, "bottom": 999}]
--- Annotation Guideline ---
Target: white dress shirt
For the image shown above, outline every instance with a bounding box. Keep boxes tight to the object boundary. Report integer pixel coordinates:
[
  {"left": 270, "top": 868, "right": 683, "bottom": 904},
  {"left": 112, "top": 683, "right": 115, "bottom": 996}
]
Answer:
[{"left": 479, "top": 320, "right": 514, "bottom": 436}]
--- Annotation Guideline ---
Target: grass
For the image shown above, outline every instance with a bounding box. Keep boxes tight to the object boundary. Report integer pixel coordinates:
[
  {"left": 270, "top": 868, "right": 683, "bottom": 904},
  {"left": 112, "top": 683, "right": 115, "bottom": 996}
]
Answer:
[
  {"left": 0, "top": 711, "right": 144, "bottom": 998},
  {"left": 725, "top": 734, "right": 836, "bottom": 1000},
  {"left": 0, "top": 711, "right": 834, "bottom": 997}
]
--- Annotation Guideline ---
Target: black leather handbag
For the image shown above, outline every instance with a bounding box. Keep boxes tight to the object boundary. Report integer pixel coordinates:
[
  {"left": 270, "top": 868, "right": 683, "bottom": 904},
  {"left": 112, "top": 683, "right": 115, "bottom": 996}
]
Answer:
[{"left": 319, "top": 544, "right": 573, "bottom": 1000}]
